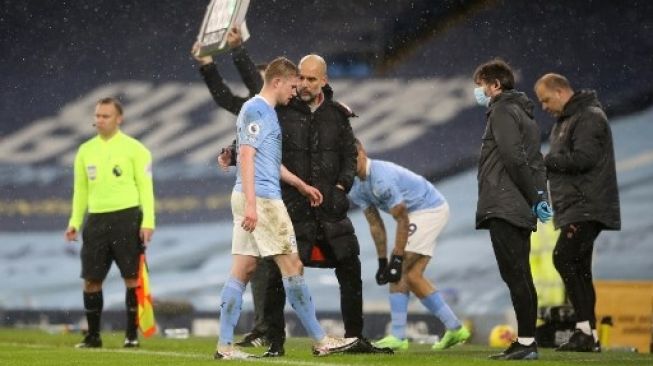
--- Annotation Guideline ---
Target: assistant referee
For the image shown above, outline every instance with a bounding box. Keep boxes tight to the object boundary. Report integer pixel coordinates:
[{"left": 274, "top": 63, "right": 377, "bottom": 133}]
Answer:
[{"left": 64, "top": 97, "right": 155, "bottom": 349}]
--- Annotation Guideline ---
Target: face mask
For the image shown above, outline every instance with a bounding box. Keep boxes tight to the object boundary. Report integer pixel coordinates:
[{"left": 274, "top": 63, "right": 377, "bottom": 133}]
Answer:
[{"left": 474, "top": 87, "right": 491, "bottom": 107}]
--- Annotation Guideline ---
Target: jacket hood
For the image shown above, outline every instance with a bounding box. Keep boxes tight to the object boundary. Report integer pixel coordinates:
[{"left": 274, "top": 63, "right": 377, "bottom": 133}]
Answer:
[
  {"left": 322, "top": 84, "right": 334, "bottom": 100},
  {"left": 489, "top": 89, "right": 535, "bottom": 118},
  {"left": 560, "top": 89, "right": 603, "bottom": 120}
]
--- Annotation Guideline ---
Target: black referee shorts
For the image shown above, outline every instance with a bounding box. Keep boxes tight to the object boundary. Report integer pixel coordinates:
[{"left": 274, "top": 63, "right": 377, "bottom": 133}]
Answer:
[{"left": 81, "top": 207, "right": 143, "bottom": 281}]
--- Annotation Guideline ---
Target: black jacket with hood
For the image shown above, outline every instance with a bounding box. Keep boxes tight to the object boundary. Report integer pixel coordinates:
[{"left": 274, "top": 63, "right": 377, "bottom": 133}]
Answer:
[
  {"left": 545, "top": 90, "right": 620, "bottom": 230},
  {"left": 476, "top": 90, "right": 547, "bottom": 231},
  {"left": 277, "top": 87, "right": 359, "bottom": 266}
]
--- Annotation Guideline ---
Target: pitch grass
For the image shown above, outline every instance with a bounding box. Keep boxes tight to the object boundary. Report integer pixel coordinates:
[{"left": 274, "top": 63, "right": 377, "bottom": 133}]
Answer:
[{"left": 0, "top": 328, "right": 650, "bottom": 366}]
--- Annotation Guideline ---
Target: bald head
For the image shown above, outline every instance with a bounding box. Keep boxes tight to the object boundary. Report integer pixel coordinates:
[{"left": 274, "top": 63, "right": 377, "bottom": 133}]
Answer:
[
  {"left": 535, "top": 73, "right": 573, "bottom": 93},
  {"left": 298, "top": 54, "right": 328, "bottom": 105},
  {"left": 299, "top": 54, "right": 327, "bottom": 77},
  {"left": 534, "top": 73, "right": 574, "bottom": 117}
]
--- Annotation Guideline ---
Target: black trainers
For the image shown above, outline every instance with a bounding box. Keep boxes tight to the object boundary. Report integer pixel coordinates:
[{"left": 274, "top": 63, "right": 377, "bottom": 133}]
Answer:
[
  {"left": 344, "top": 337, "right": 394, "bottom": 354},
  {"left": 235, "top": 332, "right": 269, "bottom": 348},
  {"left": 124, "top": 338, "right": 140, "bottom": 348},
  {"left": 489, "top": 340, "right": 538, "bottom": 360},
  {"left": 75, "top": 334, "right": 102, "bottom": 348},
  {"left": 556, "top": 329, "right": 596, "bottom": 352},
  {"left": 262, "top": 342, "right": 285, "bottom": 357}
]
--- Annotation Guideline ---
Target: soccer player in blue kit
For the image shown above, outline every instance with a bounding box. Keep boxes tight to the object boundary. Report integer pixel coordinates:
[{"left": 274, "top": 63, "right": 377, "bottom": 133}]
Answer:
[
  {"left": 348, "top": 139, "right": 470, "bottom": 351},
  {"left": 213, "top": 57, "right": 358, "bottom": 359}
]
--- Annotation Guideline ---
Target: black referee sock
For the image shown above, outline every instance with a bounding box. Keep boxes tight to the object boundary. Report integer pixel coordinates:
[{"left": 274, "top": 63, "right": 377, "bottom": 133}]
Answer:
[
  {"left": 83, "top": 291, "right": 103, "bottom": 337},
  {"left": 125, "top": 287, "right": 138, "bottom": 340}
]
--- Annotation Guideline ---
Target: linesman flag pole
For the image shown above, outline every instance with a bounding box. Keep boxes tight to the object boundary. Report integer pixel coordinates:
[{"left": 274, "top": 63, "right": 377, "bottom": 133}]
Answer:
[{"left": 137, "top": 253, "right": 157, "bottom": 337}]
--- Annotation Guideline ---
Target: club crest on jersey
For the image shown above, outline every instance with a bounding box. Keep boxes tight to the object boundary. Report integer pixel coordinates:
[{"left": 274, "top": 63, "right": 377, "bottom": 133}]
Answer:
[{"left": 87, "top": 165, "right": 97, "bottom": 180}]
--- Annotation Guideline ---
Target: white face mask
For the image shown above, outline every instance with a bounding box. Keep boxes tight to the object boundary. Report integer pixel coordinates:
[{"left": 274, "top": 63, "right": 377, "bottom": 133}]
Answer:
[{"left": 474, "top": 86, "right": 491, "bottom": 107}]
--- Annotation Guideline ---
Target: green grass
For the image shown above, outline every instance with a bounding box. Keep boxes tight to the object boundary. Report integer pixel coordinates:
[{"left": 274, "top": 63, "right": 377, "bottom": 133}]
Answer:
[{"left": 0, "top": 328, "right": 650, "bottom": 366}]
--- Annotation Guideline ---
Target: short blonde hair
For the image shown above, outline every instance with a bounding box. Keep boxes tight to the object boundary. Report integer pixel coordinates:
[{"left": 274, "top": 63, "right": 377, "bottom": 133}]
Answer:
[{"left": 264, "top": 57, "right": 298, "bottom": 84}]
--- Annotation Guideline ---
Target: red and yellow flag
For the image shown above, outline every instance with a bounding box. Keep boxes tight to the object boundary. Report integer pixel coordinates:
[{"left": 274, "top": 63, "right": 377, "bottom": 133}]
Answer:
[{"left": 136, "top": 253, "right": 157, "bottom": 337}]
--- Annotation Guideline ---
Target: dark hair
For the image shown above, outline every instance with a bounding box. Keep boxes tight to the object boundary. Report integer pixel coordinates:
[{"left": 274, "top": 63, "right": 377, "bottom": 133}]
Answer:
[
  {"left": 264, "top": 57, "right": 298, "bottom": 84},
  {"left": 97, "top": 97, "right": 123, "bottom": 115},
  {"left": 473, "top": 59, "right": 515, "bottom": 91},
  {"left": 534, "top": 73, "right": 572, "bottom": 92}
]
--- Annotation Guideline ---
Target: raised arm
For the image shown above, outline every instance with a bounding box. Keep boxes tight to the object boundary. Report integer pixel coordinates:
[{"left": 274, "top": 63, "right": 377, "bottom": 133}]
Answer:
[
  {"left": 192, "top": 41, "right": 248, "bottom": 115},
  {"left": 227, "top": 27, "right": 263, "bottom": 97}
]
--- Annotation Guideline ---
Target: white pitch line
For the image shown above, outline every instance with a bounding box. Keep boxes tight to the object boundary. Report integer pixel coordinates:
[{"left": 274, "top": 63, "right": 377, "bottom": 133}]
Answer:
[{"left": 0, "top": 342, "right": 353, "bottom": 366}]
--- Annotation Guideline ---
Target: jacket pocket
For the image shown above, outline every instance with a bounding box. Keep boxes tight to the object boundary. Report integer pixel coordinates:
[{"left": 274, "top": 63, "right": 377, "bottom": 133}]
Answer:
[
  {"left": 320, "top": 217, "right": 359, "bottom": 261},
  {"left": 322, "top": 186, "right": 350, "bottom": 218}
]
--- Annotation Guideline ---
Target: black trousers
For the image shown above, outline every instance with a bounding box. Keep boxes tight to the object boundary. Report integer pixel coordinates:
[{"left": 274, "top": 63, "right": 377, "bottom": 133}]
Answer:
[
  {"left": 553, "top": 221, "right": 602, "bottom": 328},
  {"left": 487, "top": 218, "right": 538, "bottom": 338},
  {"left": 262, "top": 254, "right": 364, "bottom": 344}
]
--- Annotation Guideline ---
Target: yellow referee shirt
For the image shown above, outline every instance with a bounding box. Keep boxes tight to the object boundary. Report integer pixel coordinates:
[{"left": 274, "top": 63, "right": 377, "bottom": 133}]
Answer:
[{"left": 68, "top": 130, "right": 155, "bottom": 230}]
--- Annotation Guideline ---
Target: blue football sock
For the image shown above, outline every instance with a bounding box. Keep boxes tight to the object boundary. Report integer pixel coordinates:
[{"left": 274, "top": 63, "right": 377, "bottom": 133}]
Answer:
[
  {"left": 419, "top": 291, "right": 461, "bottom": 330},
  {"left": 283, "top": 275, "right": 325, "bottom": 341},
  {"left": 389, "top": 292, "right": 409, "bottom": 339},
  {"left": 218, "top": 277, "right": 246, "bottom": 346}
]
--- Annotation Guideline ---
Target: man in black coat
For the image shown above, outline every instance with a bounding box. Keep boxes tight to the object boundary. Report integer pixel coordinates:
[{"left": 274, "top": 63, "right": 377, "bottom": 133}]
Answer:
[
  {"left": 473, "top": 59, "right": 551, "bottom": 360},
  {"left": 218, "top": 53, "right": 388, "bottom": 355},
  {"left": 535, "top": 73, "right": 620, "bottom": 353}
]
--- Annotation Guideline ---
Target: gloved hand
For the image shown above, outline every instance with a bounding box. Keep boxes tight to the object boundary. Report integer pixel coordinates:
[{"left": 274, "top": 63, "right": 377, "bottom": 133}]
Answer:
[
  {"left": 375, "top": 258, "right": 389, "bottom": 285},
  {"left": 384, "top": 254, "right": 403, "bottom": 283},
  {"left": 533, "top": 201, "right": 553, "bottom": 223}
]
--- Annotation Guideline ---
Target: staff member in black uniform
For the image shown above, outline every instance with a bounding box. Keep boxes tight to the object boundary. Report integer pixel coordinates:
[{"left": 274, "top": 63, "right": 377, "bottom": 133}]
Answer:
[
  {"left": 65, "top": 97, "right": 155, "bottom": 348},
  {"left": 472, "top": 59, "right": 552, "bottom": 360},
  {"left": 535, "top": 73, "right": 620, "bottom": 352}
]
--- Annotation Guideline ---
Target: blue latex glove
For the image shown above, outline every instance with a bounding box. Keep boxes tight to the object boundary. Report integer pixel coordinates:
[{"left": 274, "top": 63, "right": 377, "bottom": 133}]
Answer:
[{"left": 533, "top": 201, "right": 553, "bottom": 223}]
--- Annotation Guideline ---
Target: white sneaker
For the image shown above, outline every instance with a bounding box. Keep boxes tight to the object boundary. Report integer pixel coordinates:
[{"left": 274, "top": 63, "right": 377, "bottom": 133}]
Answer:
[
  {"left": 312, "top": 336, "right": 359, "bottom": 356},
  {"left": 213, "top": 346, "right": 257, "bottom": 360}
]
